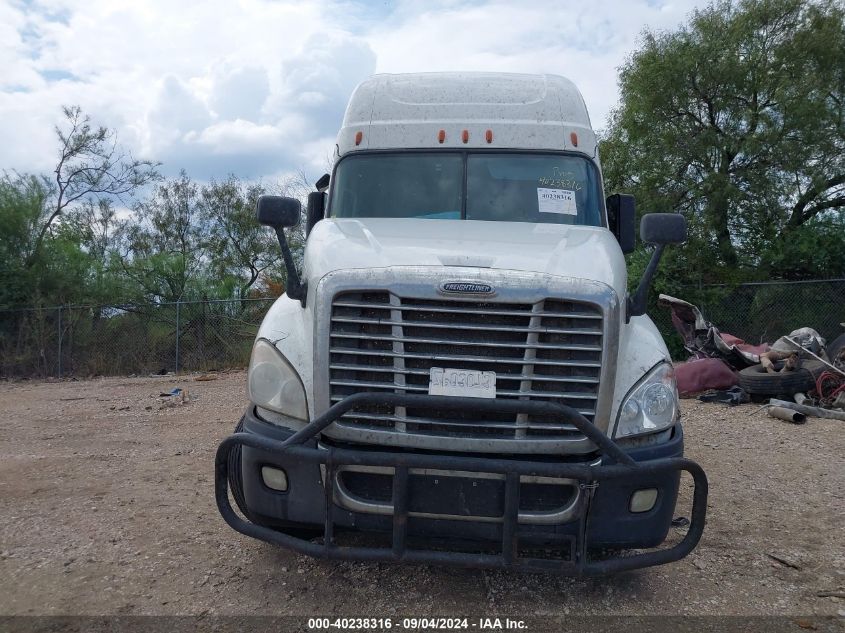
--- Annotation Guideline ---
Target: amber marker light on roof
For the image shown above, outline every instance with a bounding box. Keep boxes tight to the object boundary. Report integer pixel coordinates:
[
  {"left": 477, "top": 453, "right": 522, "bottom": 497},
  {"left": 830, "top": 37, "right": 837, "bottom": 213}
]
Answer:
[
  {"left": 354, "top": 131, "right": 363, "bottom": 146},
  {"left": 438, "top": 129, "right": 446, "bottom": 143},
  {"left": 462, "top": 130, "right": 469, "bottom": 143},
  {"left": 485, "top": 129, "right": 493, "bottom": 143},
  {"left": 570, "top": 132, "right": 578, "bottom": 147}
]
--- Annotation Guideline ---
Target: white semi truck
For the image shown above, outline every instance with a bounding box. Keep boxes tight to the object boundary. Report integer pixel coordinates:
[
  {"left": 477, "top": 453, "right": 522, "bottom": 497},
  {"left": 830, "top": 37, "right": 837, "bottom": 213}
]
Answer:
[{"left": 215, "top": 72, "right": 707, "bottom": 574}]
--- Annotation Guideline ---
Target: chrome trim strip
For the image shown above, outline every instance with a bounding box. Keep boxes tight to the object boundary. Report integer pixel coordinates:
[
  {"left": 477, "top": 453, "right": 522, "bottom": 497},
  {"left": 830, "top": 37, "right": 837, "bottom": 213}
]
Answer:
[
  {"left": 336, "top": 410, "right": 583, "bottom": 432},
  {"left": 325, "top": 464, "right": 583, "bottom": 525},
  {"left": 334, "top": 406, "right": 595, "bottom": 421}
]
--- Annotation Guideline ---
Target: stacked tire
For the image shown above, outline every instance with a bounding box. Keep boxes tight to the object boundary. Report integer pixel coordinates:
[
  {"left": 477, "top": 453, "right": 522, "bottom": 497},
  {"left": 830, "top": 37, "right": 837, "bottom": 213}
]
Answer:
[
  {"left": 738, "top": 360, "right": 827, "bottom": 397},
  {"left": 828, "top": 333, "right": 845, "bottom": 363}
]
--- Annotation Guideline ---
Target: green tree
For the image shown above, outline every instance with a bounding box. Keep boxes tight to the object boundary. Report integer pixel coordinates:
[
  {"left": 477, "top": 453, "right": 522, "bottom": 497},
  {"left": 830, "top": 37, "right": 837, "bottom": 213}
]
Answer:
[
  {"left": 0, "top": 174, "right": 114, "bottom": 376},
  {"left": 27, "top": 105, "right": 159, "bottom": 267},
  {"left": 119, "top": 172, "right": 212, "bottom": 303},
  {"left": 198, "top": 177, "right": 284, "bottom": 300},
  {"left": 602, "top": 0, "right": 845, "bottom": 282},
  {"left": 117, "top": 171, "right": 316, "bottom": 304},
  {"left": 1, "top": 105, "right": 159, "bottom": 310},
  {"left": 0, "top": 173, "right": 102, "bottom": 307},
  {"left": 60, "top": 198, "right": 138, "bottom": 304},
  {"left": 0, "top": 174, "right": 52, "bottom": 307}
]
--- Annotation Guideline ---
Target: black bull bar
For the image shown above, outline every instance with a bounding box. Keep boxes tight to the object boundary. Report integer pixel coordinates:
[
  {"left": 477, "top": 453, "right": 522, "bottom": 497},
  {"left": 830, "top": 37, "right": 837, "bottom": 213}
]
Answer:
[{"left": 215, "top": 393, "right": 708, "bottom": 575}]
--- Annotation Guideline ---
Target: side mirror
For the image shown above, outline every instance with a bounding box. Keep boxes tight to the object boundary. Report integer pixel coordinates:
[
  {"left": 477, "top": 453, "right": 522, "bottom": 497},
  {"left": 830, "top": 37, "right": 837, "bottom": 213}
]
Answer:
[
  {"left": 256, "top": 195, "right": 301, "bottom": 229},
  {"left": 306, "top": 192, "right": 326, "bottom": 236},
  {"left": 606, "top": 193, "right": 636, "bottom": 254},
  {"left": 256, "top": 195, "right": 306, "bottom": 306},
  {"left": 640, "top": 213, "right": 687, "bottom": 245},
  {"left": 627, "top": 213, "right": 687, "bottom": 321},
  {"left": 315, "top": 173, "right": 330, "bottom": 193}
]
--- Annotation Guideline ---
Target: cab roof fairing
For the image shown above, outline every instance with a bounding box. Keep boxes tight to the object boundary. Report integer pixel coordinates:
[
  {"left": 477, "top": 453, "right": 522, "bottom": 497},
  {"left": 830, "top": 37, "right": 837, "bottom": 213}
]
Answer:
[{"left": 334, "top": 72, "right": 599, "bottom": 160}]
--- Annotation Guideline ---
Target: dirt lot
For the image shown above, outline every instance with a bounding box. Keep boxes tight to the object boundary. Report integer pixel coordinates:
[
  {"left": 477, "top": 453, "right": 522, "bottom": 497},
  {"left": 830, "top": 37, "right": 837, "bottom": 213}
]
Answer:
[{"left": 0, "top": 371, "right": 843, "bottom": 618}]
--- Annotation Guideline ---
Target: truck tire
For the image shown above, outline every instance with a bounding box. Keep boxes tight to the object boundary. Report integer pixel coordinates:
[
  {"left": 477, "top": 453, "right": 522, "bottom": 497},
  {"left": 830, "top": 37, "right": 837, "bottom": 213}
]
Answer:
[
  {"left": 827, "top": 333, "right": 845, "bottom": 362},
  {"left": 227, "top": 416, "right": 251, "bottom": 519},
  {"left": 738, "top": 360, "right": 825, "bottom": 396},
  {"left": 227, "top": 417, "right": 322, "bottom": 539}
]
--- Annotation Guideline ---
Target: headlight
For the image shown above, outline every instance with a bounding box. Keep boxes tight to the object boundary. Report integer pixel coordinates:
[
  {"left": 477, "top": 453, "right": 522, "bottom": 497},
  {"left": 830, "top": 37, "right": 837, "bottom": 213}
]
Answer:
[
  {"left": 248, "top": 338, "right": 308, "bottom": 421},
  {"left": 614, "top": 362, "right": 678, "bottom": 439}
]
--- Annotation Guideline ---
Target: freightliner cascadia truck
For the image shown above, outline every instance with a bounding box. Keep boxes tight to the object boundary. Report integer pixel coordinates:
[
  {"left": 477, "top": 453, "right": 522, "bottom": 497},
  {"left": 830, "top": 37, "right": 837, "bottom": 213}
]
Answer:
[{"left": 215, "top": 72, "right": 707, "bottom": 574}]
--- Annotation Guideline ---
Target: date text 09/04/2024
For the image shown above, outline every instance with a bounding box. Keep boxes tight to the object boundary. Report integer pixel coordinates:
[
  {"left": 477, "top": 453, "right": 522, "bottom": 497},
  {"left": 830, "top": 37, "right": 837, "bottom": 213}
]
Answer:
[{"left": 307, "top": 617, "right": 528, "bottom": 630}]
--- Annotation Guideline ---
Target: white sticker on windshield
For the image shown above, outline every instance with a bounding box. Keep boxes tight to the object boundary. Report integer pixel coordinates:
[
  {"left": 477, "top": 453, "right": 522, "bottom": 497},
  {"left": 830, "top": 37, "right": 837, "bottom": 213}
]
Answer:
[{"left": 537, "top": 188, "right": 577, "bottom": 215}]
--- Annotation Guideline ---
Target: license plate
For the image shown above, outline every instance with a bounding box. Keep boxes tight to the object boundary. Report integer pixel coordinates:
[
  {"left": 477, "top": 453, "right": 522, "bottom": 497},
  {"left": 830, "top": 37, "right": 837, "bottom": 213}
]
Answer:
[{"left": 428, "top": 367, "right": 496, "bottom": 399}]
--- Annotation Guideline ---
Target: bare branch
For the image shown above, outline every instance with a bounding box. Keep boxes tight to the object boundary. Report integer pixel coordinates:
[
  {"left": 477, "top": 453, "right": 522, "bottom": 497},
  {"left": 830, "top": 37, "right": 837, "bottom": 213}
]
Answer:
[{"left": 27, "top": 105, "right": 161, "bottom": 266}]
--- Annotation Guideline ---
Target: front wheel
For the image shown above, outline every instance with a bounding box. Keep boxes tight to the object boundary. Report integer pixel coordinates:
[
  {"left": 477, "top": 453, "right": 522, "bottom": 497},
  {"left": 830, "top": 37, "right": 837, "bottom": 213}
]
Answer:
[
  {"left": 227, "top": 416, "right": 251, "bottom": 518},
  {"left": 226, "top": 417, "right": 322, "bottom": 540}
]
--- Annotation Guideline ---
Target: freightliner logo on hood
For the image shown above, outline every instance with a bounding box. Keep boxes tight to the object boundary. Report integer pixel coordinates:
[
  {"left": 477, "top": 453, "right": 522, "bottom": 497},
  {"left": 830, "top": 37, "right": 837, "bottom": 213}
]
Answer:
[{"left": 439, "top": 282, "right": 495, "bottom": 295}]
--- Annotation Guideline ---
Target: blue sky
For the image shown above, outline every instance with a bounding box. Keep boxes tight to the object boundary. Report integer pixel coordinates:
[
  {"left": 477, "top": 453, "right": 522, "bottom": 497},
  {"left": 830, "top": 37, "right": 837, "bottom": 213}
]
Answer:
[{"left": 1, "top": 0, "right": 711, "bottom": 184}]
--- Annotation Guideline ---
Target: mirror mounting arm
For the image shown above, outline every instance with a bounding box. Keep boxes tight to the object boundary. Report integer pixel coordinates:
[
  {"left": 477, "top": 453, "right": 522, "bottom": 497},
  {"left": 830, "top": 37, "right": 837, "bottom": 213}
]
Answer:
[
  {"left": 626, "top": 244, "right": 665, "bottom": 322},
  {"left": 627, "top": 212, "right": 687, "bottom": 321},
  {"left": 275, "top": 227, "right": 307, "bottom": 307}
]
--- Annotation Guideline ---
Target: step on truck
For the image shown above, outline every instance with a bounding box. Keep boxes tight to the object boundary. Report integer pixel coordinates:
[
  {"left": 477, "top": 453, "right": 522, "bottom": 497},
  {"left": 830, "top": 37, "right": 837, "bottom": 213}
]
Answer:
[{"left": 215, "top": 72, "right": 707, "bottom": 574}]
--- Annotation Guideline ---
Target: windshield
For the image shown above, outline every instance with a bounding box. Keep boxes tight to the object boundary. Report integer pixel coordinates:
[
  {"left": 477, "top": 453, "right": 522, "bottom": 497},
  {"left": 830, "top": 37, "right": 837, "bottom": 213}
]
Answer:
[{"left": 329, "top": 152, "right": 604, "bottom": 226}]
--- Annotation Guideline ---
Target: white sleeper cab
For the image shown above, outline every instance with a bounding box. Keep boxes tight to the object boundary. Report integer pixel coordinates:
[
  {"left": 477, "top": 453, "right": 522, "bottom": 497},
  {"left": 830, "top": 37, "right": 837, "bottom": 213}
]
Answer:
[{"left": 215, "top": 72, "right": 707, "bottom": 574}]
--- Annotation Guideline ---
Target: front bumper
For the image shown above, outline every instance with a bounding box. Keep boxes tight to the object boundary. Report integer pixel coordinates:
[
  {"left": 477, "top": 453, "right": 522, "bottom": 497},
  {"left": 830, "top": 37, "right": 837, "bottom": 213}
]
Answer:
[{"left": 215, "top": 393, "right": 707, "bottom": 575}]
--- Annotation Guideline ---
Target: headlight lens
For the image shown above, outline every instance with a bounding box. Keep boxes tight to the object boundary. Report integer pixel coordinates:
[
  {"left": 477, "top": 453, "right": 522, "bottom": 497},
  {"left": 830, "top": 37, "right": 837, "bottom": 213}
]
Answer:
[
  {"left": 614, "top": 363, "right": 678, "bottom": 439},
  {"left": 248, "top": 339, "right": 308, "bottom": 421}
]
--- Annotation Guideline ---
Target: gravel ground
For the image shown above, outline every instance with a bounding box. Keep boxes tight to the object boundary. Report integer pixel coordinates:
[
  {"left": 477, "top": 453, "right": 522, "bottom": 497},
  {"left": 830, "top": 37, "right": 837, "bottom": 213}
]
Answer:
[{"left": 0, "top": 371, "right": 843, "bottom": 617}]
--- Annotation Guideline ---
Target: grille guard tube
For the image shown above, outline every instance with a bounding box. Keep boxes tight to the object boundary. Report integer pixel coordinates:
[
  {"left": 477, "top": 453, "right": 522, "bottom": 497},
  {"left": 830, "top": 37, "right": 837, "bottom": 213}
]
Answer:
[
  {"left": 283, "top": 393, "right": 636, "bottom": 465},
  {"left": 215, "top": 392, "right": 708, "bottom": 575}
]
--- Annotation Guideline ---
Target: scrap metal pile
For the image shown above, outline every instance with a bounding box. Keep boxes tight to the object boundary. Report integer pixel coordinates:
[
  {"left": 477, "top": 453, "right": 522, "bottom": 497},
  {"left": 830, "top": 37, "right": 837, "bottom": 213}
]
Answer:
[{"left": 659, "top": 294, "right": 845, "bottom": 423}]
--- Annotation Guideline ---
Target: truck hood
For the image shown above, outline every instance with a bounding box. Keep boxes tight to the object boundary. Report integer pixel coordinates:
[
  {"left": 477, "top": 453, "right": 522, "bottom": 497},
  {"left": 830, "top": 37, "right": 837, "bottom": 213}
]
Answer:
[{"left": 303, "top": 218, "right": 628, "bottom": 298}]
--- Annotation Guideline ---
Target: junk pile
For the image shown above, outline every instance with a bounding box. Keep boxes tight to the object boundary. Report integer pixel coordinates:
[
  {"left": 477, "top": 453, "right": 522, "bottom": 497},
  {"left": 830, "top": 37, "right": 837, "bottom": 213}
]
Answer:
[{"left": 659, "top": 294, "right": 845, "bottom": 421}]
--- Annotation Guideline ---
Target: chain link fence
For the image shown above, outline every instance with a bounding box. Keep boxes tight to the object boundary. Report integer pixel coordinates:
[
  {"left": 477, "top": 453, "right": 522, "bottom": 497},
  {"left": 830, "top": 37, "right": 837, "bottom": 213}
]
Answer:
[
  {"left": 650, "top": 279, "right": 845, "bottom": 358},
  {"left": 1, "top": 280, "right": 843, "bottom": 378},
  {"left": 0, "top": 298, "right": 276, "bottom": 378}
]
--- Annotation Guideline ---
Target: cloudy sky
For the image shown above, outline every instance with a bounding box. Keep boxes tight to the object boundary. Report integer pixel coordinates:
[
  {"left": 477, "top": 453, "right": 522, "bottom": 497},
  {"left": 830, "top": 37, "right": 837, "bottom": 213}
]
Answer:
[{"left": 1, "top": 0, "right": 710, "bottom": 184}]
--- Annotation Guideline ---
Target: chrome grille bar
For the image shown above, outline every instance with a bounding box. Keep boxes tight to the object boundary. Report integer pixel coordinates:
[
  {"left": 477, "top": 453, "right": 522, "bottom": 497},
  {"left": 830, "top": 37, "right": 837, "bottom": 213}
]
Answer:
[
  {"left": 328, "top": 380, "right": 598, "bottom": 400},
  {"left": 332, "top": 301, "right": 602, "bottom": 319},
  {"left": 331, "top": 316, "right": 602, "bottom": 336},
  {"left": 331, "top": 332, "right": 602, "bottom": 351},
  {"left": 336, "top": 411, "right": 584, "bottom": 432},
  {"left": 329, "top": 348, "right": 602, "bottom": 368},
  {"left": 328, "top": 364, "right": 600, "bottom": 384}
]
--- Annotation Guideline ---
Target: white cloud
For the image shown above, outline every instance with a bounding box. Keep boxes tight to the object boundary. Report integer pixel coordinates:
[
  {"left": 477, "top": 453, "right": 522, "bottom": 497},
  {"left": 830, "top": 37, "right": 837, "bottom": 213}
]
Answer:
[
  {"left": 268, "top": 32, "right": 377, "bottom": 137},
  {"left": 192, "top": 120, "right": 286, "bottom": 154},
  {"left": 0, "top": 0, "right": 709, "bottom": 183},
  {"left": 0, "top": 2, "right": 43, "bottom": 92},
  {"left": 367, "top": 0, "right": 705, "bottom": 131},
  {"left": 210, "top": 66, "right": 270, "bottom": 122},
  {"left": 147, "top": 75, "right": 213, "bottom": 146}
]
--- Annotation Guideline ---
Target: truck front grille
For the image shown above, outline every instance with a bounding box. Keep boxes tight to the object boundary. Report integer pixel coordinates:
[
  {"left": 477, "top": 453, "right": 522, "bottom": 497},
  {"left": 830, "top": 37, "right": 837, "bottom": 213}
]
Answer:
[{"left": 328, "top": 291, "right": 604, "bottom": 441}]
